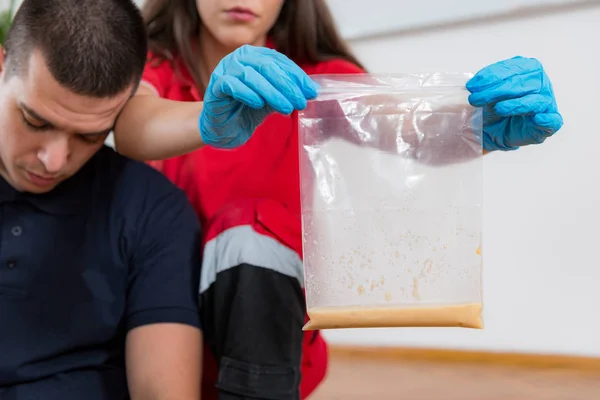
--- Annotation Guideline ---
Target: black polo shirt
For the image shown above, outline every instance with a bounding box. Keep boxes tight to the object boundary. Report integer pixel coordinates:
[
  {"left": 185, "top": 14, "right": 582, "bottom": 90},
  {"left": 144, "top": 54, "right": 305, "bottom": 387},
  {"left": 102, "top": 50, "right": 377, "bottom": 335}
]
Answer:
[{"left": 0, "top": 146, "right": 202, "bottom": 400}]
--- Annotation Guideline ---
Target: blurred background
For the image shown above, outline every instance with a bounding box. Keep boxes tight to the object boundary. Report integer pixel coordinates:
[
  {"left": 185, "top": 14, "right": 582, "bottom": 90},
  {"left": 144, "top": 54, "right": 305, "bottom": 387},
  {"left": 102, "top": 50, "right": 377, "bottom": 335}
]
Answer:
[
  {"left": 314, "top": 0, "right": 600, "bottom": 358},
  {"left": 2, "top": 0, "right": 598, "bottom": 398}
]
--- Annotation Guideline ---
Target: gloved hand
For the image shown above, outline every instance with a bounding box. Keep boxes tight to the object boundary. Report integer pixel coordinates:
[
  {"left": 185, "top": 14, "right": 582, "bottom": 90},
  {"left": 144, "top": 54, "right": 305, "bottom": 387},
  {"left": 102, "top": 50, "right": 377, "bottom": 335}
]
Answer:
[
  {"left": 199, "top": 45, "right": 319, "bottom": 148},
  {"left": 466, "top": 56, "right": 563, "bottom": 151}
]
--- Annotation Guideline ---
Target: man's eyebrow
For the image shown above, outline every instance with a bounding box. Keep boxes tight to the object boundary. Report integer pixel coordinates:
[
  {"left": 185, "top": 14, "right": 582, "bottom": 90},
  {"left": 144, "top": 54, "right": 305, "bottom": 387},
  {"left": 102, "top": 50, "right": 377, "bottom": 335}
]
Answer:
[
  {"left": 19, "top": 101, "right": 113, "bottom": 136},
  {"left": 79, "top": 127, "right": 114, "bottom": 137},
  {"left": 19, "top": 102, "right": 53, "bottom": 126}
]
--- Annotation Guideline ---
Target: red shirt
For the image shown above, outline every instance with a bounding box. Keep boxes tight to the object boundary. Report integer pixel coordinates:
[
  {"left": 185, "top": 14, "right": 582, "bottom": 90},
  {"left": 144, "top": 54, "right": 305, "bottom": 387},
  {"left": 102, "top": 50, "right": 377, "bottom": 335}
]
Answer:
[{"left": 141, "top": 45, "right": 364, "bottom": 398}]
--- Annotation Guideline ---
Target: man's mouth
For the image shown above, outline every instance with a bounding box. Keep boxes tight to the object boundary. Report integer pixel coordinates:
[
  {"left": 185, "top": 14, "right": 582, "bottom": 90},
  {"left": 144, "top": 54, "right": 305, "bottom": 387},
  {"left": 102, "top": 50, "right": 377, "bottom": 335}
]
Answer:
[{"left": 26, "top": 171, "right": 60, "bottom": 187}]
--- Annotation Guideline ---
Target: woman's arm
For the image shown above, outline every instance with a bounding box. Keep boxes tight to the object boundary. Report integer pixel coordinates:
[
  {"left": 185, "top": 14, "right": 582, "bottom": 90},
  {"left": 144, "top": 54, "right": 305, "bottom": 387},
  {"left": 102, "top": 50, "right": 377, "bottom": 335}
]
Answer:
[
  {"left": 115, "top": 84, "right": 490, "bottom": 163},
  {"left": 113, "top": 85, "right": 206, "bottom": 161},
  {"left": 114, "top": 46, "right": 318, "bottom": 161}
]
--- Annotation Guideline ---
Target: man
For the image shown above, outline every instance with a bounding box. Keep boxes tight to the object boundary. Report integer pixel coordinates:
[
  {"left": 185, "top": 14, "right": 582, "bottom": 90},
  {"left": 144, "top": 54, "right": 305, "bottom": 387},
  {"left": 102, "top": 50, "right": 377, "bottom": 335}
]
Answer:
[
  {"left": 0, "top": 0, "right": 316, "bottom": 399},
  {"left": 0, "top": 1, "right": 202, "bottom": 398}
]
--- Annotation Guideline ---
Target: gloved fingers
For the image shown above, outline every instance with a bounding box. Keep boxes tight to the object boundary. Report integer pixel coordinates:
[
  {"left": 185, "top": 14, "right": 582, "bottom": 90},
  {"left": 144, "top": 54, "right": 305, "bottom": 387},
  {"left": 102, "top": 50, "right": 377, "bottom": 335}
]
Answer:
[
  {"left": 238, "top": 65, "right": 296, "bottom": 114},
  {"left": 212, "top": 75, "right": 266, "bottom": 109},
  {"left": 251, "top": 61, "right": 309, "bottom": 110},
  {"left": 244, "top": 46, "right": 319, "bottom": 99},
  {"left": 468, "top": 71, "right": 543, "bottom": 107},
  {"left": 466, "top": 56, "right": 542, "bottom": 93},
  {"left": 532, "top": 112, "right": 564, "bottom": 133},
  {"left": 271, "top": 55, "right": 319, "bottom": 99},
  {"left": 493, "top": 94, "right": 553, "bottom": 117},
  {"left": 482, "top": 130, "right": 518, "bottom": 152}
]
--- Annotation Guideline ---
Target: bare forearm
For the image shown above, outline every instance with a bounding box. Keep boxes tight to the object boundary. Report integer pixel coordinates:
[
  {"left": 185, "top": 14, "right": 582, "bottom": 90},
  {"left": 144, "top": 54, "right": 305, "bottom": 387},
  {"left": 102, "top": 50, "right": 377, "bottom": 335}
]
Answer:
[
  {"left": 126, "top": 324, "right": 202, "bottom": 400},
  {"left": 114, "top": 95, "right": 205, "bottom": 161}
]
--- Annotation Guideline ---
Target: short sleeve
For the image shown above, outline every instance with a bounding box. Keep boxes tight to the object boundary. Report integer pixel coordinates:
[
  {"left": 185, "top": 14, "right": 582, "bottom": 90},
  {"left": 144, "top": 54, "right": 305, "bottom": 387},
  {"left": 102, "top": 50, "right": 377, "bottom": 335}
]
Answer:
[
  {"left": 124, "top": 171, "right": 202, "bottom": 331},
  {"left": 140, "top": 52, "right": 173, "bottom": 98}
]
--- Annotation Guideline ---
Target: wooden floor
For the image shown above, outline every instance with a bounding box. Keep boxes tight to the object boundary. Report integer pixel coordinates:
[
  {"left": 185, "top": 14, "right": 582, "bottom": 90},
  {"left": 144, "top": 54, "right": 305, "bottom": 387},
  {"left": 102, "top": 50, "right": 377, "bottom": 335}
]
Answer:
[{"left": 310, "top": 354, "right": 600, "bottom": 399}]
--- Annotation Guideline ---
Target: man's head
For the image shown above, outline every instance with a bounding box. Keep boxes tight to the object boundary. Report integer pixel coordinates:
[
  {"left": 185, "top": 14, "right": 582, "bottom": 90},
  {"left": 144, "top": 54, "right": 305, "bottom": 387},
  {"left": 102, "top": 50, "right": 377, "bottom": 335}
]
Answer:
[{"left": 0, "top": 0, "right": 147, "bottom": 193}]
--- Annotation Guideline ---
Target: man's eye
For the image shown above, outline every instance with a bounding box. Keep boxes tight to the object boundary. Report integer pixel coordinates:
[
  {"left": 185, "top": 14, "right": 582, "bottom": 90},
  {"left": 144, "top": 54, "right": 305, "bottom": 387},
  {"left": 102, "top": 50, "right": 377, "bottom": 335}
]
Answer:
[
  {"left": 78, "top": 134, "right": 105, "bottom": 144},
  {"left": 22, "top": 116, "right": 47, "bottom": 131}
]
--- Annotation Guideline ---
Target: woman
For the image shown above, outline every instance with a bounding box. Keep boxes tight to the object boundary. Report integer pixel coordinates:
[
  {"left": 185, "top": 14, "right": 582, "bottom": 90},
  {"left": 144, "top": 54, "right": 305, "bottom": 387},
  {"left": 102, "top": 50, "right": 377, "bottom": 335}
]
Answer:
[
  {"left": 112, "top": 0, "right": 563, "bottom": 398},
  {"left": 116, "top": 1, "right": 366, "bottom": 399}
]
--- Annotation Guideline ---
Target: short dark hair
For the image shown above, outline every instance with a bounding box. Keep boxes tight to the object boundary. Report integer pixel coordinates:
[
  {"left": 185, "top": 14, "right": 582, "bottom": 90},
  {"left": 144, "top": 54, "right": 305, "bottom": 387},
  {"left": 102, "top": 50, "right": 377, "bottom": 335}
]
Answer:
[{"left": 4, "top": 0, "right": 147, "bottom": 98}]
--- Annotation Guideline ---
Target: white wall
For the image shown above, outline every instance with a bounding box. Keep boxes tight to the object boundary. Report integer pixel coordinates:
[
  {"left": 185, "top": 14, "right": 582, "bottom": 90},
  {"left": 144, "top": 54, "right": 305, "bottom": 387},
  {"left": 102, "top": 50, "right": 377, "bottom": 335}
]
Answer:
[
  {"left": 0, "top": 0, "right": 13, "bottom": 10},
  {"left": 326, "top": 0, "right": 594, "bottom": 40},
  {"left": 322, "top": 3, "right": 600, "bottom": 356}
]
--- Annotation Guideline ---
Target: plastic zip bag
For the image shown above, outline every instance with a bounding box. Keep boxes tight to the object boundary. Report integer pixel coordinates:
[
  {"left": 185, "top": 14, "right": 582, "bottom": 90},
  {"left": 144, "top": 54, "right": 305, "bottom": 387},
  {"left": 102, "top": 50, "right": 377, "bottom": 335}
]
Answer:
[{"left": 298, "top": 73, "right": 483, "bottom": 330}]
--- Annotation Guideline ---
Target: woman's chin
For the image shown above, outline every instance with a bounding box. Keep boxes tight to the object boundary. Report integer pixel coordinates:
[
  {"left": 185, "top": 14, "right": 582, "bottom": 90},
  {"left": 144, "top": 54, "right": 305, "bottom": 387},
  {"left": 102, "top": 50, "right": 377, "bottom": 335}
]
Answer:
[{"left": 216, "top": 30, "right": 267, "bottom": 50}]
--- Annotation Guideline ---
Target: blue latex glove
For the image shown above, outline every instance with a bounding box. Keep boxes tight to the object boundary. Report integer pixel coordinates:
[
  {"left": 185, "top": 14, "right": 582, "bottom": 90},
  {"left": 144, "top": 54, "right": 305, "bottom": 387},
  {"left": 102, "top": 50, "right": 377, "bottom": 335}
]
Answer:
[
  {"left": 466, "top": 56, "right": 563, "bottom": 151},
  {"left": 199, "top": 45, "right": 318, "bottom": 148}
]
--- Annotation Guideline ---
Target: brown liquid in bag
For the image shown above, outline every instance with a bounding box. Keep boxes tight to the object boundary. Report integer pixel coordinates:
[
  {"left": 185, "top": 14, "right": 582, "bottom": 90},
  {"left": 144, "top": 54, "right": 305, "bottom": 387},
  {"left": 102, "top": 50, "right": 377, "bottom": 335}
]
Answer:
[{"left": 303, "top": 303, "right": 483, "bottom": 330}]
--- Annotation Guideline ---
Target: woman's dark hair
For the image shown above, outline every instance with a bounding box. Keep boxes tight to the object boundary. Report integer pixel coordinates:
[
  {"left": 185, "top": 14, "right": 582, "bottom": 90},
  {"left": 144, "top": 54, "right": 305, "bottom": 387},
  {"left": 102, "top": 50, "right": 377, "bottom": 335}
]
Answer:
[{"left": 142, "top": 0, "right": 365, "bottom": 90}]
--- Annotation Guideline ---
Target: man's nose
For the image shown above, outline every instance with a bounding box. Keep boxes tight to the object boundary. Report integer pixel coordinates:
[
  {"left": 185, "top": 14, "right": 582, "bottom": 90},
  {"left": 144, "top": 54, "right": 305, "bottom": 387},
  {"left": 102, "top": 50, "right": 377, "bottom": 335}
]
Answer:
[{"left": 38, "top": 136, "right": 69, "bottom": 173}]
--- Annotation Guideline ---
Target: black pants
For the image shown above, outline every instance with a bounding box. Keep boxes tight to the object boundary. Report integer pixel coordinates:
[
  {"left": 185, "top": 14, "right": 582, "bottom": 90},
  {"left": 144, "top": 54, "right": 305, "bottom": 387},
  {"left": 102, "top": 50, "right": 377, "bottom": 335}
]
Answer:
[{"left": 200, "top": 263, "right": 305, "bottom": 400}]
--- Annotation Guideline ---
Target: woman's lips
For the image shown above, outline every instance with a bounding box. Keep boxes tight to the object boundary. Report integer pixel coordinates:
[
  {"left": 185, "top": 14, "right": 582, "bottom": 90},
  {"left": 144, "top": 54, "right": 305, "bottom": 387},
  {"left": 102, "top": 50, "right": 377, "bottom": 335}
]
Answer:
[{"left": 225, "top": 7, "right": 257, "bottom": 22}]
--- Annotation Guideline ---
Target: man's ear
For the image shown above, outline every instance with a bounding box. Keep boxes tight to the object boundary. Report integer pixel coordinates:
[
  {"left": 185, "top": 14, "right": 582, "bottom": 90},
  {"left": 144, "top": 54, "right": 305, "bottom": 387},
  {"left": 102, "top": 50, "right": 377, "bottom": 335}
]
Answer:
[{"left": 0, "top": 44, "right": 4, "bottom": 74}]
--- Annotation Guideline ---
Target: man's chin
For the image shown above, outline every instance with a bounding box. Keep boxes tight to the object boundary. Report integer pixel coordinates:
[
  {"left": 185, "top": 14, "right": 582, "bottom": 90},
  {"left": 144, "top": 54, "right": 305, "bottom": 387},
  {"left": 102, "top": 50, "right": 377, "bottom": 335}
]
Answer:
[
  {"left": 21, "top": 183, "right": 59, "bottom": 194},
  {"left": 11, "top": 171, "right": 63, "bottom": 194}
]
